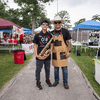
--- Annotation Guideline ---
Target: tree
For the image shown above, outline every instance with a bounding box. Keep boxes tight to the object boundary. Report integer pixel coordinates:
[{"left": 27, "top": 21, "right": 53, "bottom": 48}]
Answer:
[
  {"left": 7, "top": 8, "right": 21, "bottom": 25},
  {"left": 19, "top": 3, "right": 51, "bottom": 29},
  {"left": 92, "top": 14, "right": 100, "bottom": 21},
  {"left": 0, "top": 0, "right": 53, "bottom": 30},
  {"left": 55, "top": 10, "right": 72, "bottom": 29},
  {"left": 0, "top": 0, "right": 21, "bottom": 26},
  {"left": 74, "top": 18, "right": 86, "bottom": 26},
  {"left": 14, "top": 0, "right": 54, "bottom": 39},
  {"left": 0, "top": 0, "right": 10, "bottom": 19}
]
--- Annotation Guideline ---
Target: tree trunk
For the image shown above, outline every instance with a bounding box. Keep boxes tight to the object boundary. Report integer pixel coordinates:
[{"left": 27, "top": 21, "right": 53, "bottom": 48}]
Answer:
[{"left": 32, "top": 19, "right": 35, "bottom": 40}]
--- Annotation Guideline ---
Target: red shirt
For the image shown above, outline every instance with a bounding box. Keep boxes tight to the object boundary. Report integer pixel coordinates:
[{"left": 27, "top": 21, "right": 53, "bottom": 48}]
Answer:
[
  {"left": 20, "top": 34, "right": 23, "bottom": 41},
  {"left": 4, "top": 34, "right": 6, "bottom": 38},
  {"left": 13, "top": 35, "right": 16, "bottom": 40}
]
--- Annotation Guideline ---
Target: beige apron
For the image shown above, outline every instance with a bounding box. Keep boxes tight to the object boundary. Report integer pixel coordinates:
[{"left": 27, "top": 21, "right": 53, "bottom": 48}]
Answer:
[{"left": 52, "top": 33, "right": 68, "bottom": 67}]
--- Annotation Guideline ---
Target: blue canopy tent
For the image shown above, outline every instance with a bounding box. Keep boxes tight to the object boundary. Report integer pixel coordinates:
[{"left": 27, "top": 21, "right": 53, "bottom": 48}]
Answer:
[
  {"left": 0, "top": 30, "right": 12, "bottom": 33},
  {"left": 72, "top": 20, "right": 100, "bottom": 56},
  {"left": 23, "top": 28, "right": 32, "bottom": 33},
  {"left": 73, "top": 20, "right": 100, "bottom": 30},
  {"left": 0, "top": 30, "right": 12, "bottom": 39},
  {"left": 73, "top": 20, "right": 100, "bottom": 41},
  {"left": 24, "top": 31, "right": 32, "bottom": 33},
  {"left": 23, "top": 28, "right": 31, "bottom": 31},
  {"left": 0, "top": 27, "right": 32, "bottom": 33}
]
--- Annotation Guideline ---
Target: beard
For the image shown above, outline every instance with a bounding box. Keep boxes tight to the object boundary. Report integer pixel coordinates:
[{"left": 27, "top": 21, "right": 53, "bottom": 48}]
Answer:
[{"left": 55, "top": 25, "right": 61, "bottom": 29}]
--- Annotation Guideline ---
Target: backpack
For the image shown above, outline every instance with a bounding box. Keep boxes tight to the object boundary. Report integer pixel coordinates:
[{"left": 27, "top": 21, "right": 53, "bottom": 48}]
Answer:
[
  {"left": 75, "top": 50, "right": 81, "bottom": 56},
  {"left": 97, "top": 49, "right": 100, "bottom": 58}
]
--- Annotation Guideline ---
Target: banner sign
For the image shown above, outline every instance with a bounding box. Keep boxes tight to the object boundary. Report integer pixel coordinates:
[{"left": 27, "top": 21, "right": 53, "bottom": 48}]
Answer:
[{"left": 22, "top": 43, "right": 34, "bottom": 54}]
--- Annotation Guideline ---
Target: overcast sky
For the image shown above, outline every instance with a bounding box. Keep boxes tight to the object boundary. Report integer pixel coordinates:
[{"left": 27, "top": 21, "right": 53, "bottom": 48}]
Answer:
[{"left": 8, "top": 0, "right": 100, "bottom": 29}]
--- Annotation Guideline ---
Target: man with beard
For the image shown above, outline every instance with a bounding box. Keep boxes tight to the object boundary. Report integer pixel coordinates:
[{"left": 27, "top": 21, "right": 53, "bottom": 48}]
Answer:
[{"left": 51, "top": 16, "right": 72, "bottom": 89}]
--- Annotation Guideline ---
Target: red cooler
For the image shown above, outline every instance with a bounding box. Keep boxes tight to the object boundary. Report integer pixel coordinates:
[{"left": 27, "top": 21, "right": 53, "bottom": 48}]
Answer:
[{"left": 12, "top": 50, "right": 25, "bottom": 64}]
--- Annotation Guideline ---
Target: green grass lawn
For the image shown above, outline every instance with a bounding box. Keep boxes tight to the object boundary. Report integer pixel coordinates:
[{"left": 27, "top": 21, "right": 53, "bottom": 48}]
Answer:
[
  {"left": 71, "top": 46, "right": 100, "bottom": 97},
  {"left": 0, "top": 46, "right": 100, "bottom": 97},
  {"left": 0, "top": 50, "right": 33, "bottom": 89}
]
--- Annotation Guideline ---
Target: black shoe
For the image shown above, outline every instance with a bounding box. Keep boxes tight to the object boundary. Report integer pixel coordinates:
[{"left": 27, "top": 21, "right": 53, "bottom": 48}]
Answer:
[
  {"left": 63, "top": 84, "right": 69, "bottom": 89},
  {"left": 53, "top": 82, "right": 59, "bottom": 87},
  {"left": 36, "top": 81, "right": 43, "bottom": 90},
  {"left": 46, "top": 79, "right": 52, "bottom": 87}
]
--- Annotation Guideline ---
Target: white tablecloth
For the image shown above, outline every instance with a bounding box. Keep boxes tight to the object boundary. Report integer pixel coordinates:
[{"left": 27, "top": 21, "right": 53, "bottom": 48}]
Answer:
[
  {"left": 72, "top": 41, "right": 82, "bottom": 46},
  {"left": 88, "top": 46, "right": 100, "bottom": 48}
]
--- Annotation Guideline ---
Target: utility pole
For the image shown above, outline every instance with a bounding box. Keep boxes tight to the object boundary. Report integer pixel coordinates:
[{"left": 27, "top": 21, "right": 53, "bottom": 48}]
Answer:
[{"left": 57, "top": 0, "right": 58, "bottom": 14}]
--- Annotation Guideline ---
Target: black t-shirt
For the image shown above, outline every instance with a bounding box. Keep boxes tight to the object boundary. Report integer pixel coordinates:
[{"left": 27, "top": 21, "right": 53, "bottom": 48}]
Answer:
[
  {"left": 33, "top": 31, "right": 53, "bottom": 60},
  {"left": 51, "top": 28, "right": 71, "bottom": 45}
]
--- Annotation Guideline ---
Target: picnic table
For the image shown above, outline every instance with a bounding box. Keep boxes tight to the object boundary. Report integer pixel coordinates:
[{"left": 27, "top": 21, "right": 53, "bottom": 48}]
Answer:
[
  {"left": 0, "top": 40, "right": 17, "bottom": 52},
  {"left": 88, "top": 46, "right": 100, "bottom": 58},
  {"left": 72, "top": 41, "right": 82, "bottom": 55}
]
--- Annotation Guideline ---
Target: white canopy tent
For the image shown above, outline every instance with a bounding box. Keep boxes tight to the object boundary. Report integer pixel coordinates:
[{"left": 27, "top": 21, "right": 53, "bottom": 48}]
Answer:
[{"left": 34, "top": 27, "right": 50, "bottom": 32}]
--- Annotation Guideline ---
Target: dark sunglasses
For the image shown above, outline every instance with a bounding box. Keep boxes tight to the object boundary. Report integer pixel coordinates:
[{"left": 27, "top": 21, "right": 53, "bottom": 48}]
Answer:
[
  {"left": 42, "top": 23, "right": 48, "bottom": 26},
  {"left": 54, "top": 21, "right": 61, "bottom": 24}
]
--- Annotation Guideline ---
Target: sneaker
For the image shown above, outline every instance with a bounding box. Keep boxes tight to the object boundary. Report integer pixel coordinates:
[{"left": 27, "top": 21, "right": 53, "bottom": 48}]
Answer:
[
  {"left": 36, "top": 81, "right": 43, "bottom": 90},
  {"left": 46, "top": 79, "right": 52, "bottom": 87},
  {"left": 53, "top": 82, "right": 59, "bottom": 87},
  {"left": 63, "top": 84, "right": 69, "bottom": 89}
]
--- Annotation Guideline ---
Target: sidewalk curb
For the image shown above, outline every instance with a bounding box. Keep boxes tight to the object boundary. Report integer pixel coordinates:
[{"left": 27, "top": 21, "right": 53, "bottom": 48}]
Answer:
[
  {"left": 0, "top": 54, "right": 34, "bottom": 99},
  {"left": 70, "top": 57, "right": 100, "bottom": 100}
]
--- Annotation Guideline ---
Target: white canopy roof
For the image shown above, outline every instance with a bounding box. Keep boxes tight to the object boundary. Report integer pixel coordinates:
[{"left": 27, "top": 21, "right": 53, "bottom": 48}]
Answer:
[{"left": 34, "top": 27, "right": 50, "bottom": 32}]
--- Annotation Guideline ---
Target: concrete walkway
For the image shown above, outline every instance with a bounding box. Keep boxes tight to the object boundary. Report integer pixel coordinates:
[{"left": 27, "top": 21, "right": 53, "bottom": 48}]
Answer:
[{"left": 0, "top": 55, "right": 100, "bottom": 100}]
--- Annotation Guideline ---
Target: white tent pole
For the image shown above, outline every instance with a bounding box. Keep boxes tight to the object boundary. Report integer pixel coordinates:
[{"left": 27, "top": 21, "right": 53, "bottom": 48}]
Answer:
[
  {"left": 77, "top": 28, "right": 79, "bottom": 41},
  {"left": 12, "top": 25, "right": 14, "bottom": 50},
  {"left": 76, "top": 28, "right": 79, "bottom": 54},
  {"left": 81, "top": 31, "right": 82, "bottom": 41},
  {"left": 76, "top": 29, "right": 78, "bottom": 41},
  {"left": 87, "top": 30, "right": 89, "bottom": 41},
  {"left": 76, "top": 45, "right": 77, "bottom": 51}
]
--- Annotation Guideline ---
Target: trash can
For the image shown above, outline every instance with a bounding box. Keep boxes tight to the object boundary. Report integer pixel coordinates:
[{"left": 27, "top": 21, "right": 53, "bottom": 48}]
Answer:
[{"left": 12, "top": 49, "right": 25, "bottom": 64}]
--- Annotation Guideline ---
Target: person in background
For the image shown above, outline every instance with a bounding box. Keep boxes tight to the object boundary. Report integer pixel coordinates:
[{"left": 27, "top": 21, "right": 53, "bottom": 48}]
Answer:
[
  {"left": 13, "top": 34, "right": 16, "bottom": 40},
  {"left": 16, "top": 34, "right": 18, "bottom": 40},
  {"left": 10, "top": 34, "right": 12, "bottom": 39},
  {"left": 88, "top": 37, "right": 91, "bottom": 42},
  {"left": 50, "top": 16, "right": 72, "bottom": 89},
  {"left": 34, "top": 31, "right": 37, "bottom": 35},
  {"left": 19, "top": 33, "right": 23, "bottom": 49},
  {"left": 33, "top": 20, "right": 53, "bottom": 90},
  {"left": 26, "top": 34, "right": 29, "bottom": 44},
  {"left": 29, "top": 33, "right": 32, "bottom": 43},
  {"left": 23, "top": 34, "right": 26, "bottom": 44},
  {"left": 3, "top": 33, "right": 6, "bottom": 41}
]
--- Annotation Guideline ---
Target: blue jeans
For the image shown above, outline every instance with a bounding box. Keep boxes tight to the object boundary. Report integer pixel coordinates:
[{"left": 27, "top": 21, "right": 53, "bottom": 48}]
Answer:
[{"left": 54, "top": 66, "right": 68, "bottom": 84}]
